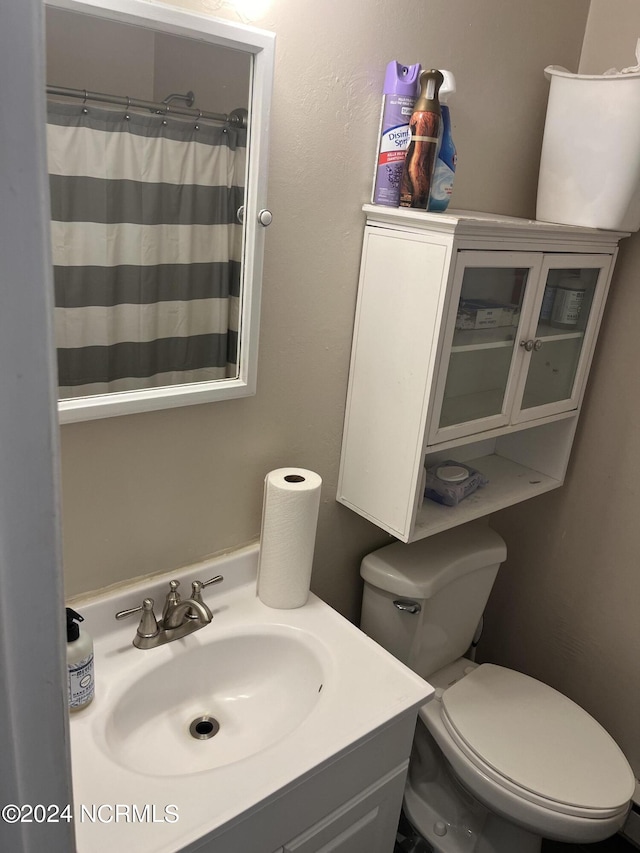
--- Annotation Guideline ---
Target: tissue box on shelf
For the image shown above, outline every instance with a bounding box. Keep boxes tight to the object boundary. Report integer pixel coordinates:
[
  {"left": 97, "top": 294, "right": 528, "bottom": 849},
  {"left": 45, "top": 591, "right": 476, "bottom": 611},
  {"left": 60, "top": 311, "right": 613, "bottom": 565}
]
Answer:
[
  {"left": 424, "top": 460, "right": 488, "bottom": 507},
  {"left": 455, "top": 300, "right": 515, "bottom": 330}
]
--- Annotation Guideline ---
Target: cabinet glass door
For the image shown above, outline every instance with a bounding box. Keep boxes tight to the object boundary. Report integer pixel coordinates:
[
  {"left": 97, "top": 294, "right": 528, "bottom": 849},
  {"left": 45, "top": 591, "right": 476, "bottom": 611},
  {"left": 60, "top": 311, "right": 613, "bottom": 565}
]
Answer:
[
  {"left": 513, "top": 255, "right": 613, "bottom": 421},
  {"left": 430, "top": 252, "right": 541, "bottom": 442}
]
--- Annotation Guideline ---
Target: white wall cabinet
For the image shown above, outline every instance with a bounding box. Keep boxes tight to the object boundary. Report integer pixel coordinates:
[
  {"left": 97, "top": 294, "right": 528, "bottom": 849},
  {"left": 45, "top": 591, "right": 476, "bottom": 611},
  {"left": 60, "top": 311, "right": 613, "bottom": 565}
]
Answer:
[{"left": 338, "top": 207, "right": 627, "bottom": 542}]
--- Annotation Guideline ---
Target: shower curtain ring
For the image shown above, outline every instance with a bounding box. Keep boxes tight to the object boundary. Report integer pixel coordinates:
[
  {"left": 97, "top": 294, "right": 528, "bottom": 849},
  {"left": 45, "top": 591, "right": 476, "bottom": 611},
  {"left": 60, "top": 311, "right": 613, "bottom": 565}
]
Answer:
[
  {"left": 124, "top": 96, "right": 130, "bottom": 121},
  {"left": 195, "top": 109, "right": 202, "bottom": 131},
  {"left": 82, "top": 89, "right": 88, "bottom": 114}
]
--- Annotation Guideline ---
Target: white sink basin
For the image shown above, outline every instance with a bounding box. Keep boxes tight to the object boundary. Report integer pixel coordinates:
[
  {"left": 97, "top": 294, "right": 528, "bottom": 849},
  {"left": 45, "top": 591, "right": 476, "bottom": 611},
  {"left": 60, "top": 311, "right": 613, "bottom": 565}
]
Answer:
[{"left": 104, "top": 628, "right": 326, "bottom": 776}]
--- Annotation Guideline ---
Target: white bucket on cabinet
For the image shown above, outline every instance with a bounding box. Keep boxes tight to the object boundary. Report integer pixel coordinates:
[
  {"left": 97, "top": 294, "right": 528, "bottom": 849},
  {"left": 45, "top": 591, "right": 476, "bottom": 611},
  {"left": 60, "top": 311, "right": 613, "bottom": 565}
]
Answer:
[{"left": 536, "top": 63, "right": 640, "bottom": 232}]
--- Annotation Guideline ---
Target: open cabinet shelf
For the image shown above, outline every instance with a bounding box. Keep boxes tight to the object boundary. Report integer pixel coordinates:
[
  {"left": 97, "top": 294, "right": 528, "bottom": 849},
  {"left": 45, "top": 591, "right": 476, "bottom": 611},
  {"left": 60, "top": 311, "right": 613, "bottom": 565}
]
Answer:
[{"left": 414, "top": 454, "right": 562, "bottom": 538}]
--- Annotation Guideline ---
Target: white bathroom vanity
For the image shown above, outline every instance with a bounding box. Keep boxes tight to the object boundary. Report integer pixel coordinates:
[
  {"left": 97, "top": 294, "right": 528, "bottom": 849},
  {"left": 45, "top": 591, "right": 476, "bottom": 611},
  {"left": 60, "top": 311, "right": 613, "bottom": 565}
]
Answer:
[{"left": 67, "top": 544, "right": 431, "bottom": 853}]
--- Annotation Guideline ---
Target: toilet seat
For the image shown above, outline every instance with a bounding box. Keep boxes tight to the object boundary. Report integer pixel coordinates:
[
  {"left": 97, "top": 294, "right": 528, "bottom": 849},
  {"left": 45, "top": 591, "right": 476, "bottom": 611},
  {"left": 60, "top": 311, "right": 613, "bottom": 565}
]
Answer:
[{"left": 439, "top": 664, "right": 634, "bottom": 819}]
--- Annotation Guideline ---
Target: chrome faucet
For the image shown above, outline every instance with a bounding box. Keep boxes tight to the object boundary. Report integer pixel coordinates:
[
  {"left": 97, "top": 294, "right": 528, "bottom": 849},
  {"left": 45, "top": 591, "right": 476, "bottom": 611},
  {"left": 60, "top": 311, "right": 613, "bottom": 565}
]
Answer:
[
  {"left": 163, "top": 596, "right": 211, "bottom": 629},
  {"left": 115, "top": 575, "right": 223, "bottom": 649}
]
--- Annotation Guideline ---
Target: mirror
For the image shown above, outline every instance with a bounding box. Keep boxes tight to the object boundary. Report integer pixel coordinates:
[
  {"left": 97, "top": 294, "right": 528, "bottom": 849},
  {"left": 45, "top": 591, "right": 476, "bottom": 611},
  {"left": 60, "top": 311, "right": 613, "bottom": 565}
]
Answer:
[{"left": 44, "top": 0, "right": 274, "bottom": 422}]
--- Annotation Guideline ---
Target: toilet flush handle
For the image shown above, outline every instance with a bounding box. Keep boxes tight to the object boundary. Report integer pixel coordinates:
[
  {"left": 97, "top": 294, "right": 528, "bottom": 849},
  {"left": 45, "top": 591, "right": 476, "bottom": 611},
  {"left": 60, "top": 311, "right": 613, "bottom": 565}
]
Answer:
[{"left": 393, "top": 599, "right": 421, "bottom": 614}]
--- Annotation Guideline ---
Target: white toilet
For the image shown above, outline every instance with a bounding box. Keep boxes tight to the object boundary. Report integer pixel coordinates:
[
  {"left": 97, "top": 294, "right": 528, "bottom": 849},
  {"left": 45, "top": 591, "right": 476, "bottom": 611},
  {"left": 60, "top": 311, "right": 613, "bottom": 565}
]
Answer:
[{"left": 360, "top": 524, "right": 635, "bottom": 853}]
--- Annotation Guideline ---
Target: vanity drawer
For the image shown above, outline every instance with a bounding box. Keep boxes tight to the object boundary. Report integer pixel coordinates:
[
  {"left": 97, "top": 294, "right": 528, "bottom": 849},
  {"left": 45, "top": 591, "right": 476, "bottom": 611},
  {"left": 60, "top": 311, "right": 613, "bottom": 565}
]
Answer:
[{"left": 283, "top": 764, "right": 406, "bottom": 853}]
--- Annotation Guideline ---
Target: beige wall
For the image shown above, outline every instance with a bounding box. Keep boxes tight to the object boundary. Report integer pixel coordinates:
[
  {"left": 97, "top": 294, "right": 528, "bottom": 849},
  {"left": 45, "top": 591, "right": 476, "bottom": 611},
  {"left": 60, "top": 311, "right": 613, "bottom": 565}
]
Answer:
[
  {"left": 481, "top": 1, "right": 640, "bottom": 781},
  {"left": 153, "top": 33, "right": 249, "bottom": 114},
  {"left": 46, "top": 9, "right": 249, "bottom": 113},
  {"left": 46, "top": 8, "right": 155, "bottom": 98},
  {"left": 59, "top": 0, "right": 588, "bottom": 627},
  {"left": 579, "top": 0, "right": 640, "bottom": 75}
]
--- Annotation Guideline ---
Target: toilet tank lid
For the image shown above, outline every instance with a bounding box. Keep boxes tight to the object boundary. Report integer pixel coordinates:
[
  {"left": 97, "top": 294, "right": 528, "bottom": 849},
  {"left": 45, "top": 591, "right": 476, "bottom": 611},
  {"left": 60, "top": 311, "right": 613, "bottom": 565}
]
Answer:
[{"left": 360, "top": 524, "right": 507, "bottom": 598}]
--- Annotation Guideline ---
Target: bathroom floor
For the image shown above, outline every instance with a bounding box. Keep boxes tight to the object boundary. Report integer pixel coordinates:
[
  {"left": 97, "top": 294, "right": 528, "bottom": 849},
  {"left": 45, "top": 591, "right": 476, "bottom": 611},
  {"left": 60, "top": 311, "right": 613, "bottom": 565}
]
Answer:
[
  {"left": 395, "top": 837, "right": 635, "bottom": 853},
  {"left": 395, "top": 810, "right": 636, "bottom": 852},
  {"left": 542, "top": 837, "right": 636, "bottom": 852}
]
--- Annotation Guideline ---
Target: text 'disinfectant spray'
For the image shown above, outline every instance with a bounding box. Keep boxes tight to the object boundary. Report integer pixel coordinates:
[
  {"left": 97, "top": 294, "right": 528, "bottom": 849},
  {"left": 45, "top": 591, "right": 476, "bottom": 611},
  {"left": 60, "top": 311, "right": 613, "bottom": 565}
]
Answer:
[{"left": 372, "top": 61, "right": 421, "bottom": 207}]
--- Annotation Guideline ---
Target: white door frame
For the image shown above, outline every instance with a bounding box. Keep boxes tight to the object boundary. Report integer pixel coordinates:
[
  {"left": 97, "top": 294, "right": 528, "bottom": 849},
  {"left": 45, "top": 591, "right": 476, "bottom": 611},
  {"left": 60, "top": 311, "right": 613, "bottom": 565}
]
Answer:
[{"left": 0, "top": 1, "right": 74, "bottom": 850}]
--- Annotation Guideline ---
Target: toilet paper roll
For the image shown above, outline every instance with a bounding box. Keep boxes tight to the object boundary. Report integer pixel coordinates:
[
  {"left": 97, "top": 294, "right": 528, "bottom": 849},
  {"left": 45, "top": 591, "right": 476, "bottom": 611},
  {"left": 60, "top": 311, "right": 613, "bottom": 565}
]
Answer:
[{"left": 257, "top": 468, "right": 322, "bottom": 609}]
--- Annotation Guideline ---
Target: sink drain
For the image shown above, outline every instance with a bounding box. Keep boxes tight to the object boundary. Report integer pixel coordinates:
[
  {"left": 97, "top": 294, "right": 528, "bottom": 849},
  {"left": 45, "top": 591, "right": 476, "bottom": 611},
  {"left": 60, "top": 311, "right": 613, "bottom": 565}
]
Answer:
[{"left": 189, "top": 715, "right": 220, "bottom": 740}]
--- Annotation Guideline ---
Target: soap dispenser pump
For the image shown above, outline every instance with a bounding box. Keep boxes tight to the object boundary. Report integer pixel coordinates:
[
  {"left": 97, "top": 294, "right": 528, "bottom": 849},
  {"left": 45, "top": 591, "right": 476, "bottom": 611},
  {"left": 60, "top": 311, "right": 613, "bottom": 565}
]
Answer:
[
  {"left": 66, "top": 607, "right": 95, "bottom": 711},
  {"left": 400, "top": 69, "right": 444, "bottom": 209}
]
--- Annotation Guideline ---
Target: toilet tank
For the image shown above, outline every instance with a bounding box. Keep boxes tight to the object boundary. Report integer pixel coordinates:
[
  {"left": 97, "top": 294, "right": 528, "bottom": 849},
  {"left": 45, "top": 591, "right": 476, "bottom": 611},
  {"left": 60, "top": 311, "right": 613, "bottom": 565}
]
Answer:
[{"left": 360, "top": 524, "right": 507, "bottom": 679}]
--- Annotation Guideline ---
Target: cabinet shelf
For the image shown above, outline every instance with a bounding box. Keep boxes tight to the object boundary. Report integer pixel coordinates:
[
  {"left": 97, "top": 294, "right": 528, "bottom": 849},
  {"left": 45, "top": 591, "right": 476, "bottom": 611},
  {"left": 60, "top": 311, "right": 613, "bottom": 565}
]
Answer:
[
  {"left": 452, "top": 328, "right": 516, "bottom": 351},
  {"left": 537, "top": 322, "right": 585, "bottom": 342},
  {"left": 451, "top": 324, "right": 585, "bottom": 353},
  {"left": 414, "top": 454, "right": 561, "bottom": 539}
]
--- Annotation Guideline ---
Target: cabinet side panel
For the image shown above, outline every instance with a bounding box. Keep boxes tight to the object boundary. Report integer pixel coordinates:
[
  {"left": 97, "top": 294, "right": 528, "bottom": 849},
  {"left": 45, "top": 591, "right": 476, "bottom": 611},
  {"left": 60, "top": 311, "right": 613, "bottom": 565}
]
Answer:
[{"left": 338, "top": 230, "right": 448, "bottom": 538}]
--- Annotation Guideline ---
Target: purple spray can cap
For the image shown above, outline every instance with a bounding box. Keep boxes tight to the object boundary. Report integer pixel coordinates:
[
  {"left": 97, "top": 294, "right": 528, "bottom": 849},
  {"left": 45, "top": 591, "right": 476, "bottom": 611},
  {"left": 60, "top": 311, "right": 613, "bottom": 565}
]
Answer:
[{"left": 383, "top": 61, "right": 421, "bottom": 96}]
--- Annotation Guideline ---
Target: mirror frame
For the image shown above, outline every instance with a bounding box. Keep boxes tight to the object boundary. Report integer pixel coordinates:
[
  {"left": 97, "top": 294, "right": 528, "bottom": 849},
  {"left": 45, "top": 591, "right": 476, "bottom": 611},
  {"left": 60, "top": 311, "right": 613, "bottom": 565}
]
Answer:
[{"left": 46, "top": 0, "right": 275, "bottom": 423}]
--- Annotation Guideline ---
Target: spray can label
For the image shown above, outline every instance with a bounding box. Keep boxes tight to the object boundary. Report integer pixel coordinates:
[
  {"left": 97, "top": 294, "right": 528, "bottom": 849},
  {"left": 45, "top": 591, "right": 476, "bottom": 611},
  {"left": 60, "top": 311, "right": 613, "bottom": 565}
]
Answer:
[
  {"left": 373, "top": 95, "right": 415, "bottom": 207},
  {"left": 400, "top": 109, "right": 440, "bottom": 209},
  {"left": 428, "top": 105, "right": 457, "bottom": 212},
  {"left": 428, "top": 161, "right": 455, "bottom": 212}
]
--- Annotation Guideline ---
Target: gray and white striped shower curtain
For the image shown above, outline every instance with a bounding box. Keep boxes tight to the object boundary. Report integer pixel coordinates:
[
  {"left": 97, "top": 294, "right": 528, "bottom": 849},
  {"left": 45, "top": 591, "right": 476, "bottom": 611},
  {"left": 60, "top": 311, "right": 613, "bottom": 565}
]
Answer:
[{"left": 47, "top": 101, "right": 246, "bottom": 398}]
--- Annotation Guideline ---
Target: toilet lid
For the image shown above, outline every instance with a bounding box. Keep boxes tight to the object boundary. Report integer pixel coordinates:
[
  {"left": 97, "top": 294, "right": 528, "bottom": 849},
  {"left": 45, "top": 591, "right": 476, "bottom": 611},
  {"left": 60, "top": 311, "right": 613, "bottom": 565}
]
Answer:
[{"left": 442, "top": 664, "right": 634, "bottom": 812}]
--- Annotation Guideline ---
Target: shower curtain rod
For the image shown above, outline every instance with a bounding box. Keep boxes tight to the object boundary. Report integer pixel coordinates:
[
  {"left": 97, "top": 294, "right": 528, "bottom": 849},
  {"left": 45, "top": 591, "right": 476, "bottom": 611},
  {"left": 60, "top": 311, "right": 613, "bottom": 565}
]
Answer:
[{"left": 46, "top": 84, "right": 247, "bottom": 128}]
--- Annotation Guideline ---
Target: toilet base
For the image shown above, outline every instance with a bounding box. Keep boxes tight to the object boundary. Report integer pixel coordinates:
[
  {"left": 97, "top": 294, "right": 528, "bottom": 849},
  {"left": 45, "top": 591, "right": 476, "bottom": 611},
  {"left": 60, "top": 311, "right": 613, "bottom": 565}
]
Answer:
[
  {"left": 404, "top": 784, "right": 541, "bottom": 853},
  {"left": 405, "top": 720, "right": 541, "bottom": 853}
]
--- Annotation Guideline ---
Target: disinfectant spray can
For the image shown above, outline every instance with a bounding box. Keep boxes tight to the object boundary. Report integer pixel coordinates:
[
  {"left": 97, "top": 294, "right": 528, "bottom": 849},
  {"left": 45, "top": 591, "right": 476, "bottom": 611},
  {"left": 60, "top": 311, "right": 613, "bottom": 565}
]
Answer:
[{"left": 372, "top": 61, "right": 421, "bottom": 207}]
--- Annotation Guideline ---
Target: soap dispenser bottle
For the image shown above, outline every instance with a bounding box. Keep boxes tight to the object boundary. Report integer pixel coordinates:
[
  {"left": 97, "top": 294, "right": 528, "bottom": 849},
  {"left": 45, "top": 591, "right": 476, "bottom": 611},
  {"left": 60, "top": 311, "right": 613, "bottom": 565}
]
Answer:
[
  {"left": 428, "top": 70, "right": 457, "bottom": 212},
  {"left": 400, "top": 69, "right": 444, "bottom": 209},
  {"left": 66, "top": 607, "right": 95, "bottom": 711}
]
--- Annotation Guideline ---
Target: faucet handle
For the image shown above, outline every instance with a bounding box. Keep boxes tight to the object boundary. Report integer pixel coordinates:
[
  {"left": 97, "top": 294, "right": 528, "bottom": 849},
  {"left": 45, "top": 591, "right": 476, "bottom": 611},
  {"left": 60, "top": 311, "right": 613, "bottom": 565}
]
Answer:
[
  {"left": 115, "top": 600, "right": 146, "bottom": 619},
  {"left": 187, "top": 575, "right": 223, "bottom": 620},
  {"left": 191, "top": 575, "right": 224, "bottom": 605},
  {"left": 115, "top": 598, "right": 159, "bottom": 639},
  {"left": 162, "top": 579, "right": 181, "bottom": 622}
]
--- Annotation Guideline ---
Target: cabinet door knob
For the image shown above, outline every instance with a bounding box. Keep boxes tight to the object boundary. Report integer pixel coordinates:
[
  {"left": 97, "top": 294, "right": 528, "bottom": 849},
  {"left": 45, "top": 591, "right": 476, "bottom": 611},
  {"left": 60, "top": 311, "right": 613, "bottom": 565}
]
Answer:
[{"left": 520, "top": 339, "right": 544, "bottom": 352}]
